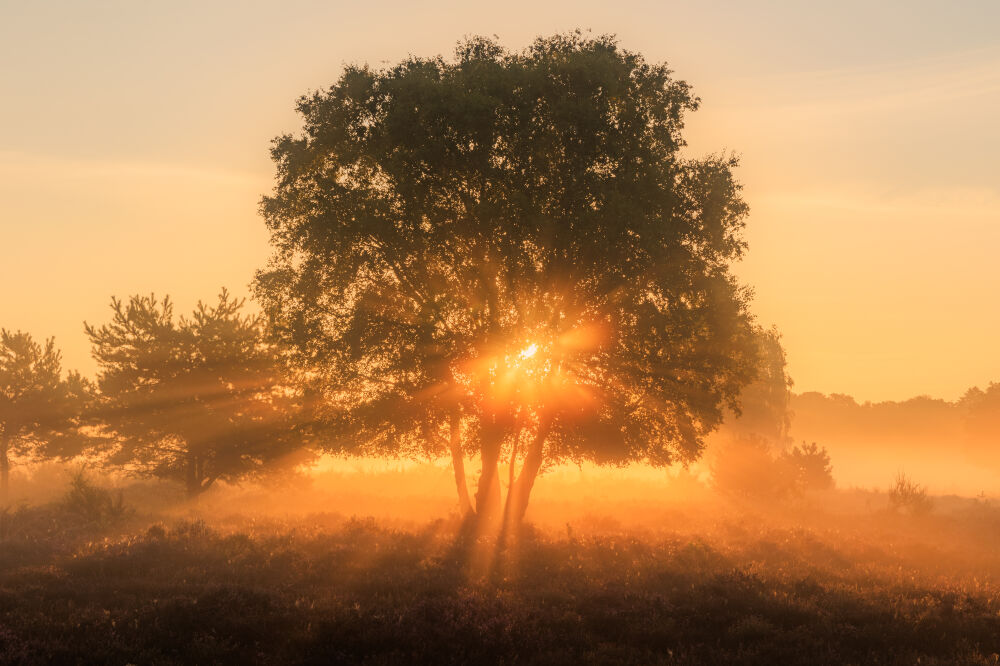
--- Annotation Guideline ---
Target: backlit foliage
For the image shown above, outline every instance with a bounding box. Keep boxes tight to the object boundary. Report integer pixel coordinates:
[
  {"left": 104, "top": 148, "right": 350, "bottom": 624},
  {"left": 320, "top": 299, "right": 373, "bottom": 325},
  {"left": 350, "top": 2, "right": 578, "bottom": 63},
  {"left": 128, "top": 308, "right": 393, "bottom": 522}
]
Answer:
[
  {"left": 254, "top": 32, "right": 759, "bottom": 520},
  {"left": 85, "top": 290, "right": 314, "bottom": 498},
  {"left": 0, "top": 330, "right": 92, "bottom": 500}
]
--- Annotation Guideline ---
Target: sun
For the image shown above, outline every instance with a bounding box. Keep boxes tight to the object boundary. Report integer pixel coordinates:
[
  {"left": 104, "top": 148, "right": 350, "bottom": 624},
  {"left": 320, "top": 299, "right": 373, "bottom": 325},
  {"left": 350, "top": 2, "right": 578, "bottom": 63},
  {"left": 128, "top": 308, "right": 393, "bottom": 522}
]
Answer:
[{"left": 519, "top": 343, "right": 538, "bottom": 360}]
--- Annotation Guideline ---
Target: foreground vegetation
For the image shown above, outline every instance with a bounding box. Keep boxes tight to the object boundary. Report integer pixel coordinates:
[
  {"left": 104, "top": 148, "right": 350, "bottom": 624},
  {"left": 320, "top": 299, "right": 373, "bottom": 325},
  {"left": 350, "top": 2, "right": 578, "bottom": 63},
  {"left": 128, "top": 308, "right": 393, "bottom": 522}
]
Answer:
[{"left": 3, "top": 479, "right": 1000, "bottom": 665}]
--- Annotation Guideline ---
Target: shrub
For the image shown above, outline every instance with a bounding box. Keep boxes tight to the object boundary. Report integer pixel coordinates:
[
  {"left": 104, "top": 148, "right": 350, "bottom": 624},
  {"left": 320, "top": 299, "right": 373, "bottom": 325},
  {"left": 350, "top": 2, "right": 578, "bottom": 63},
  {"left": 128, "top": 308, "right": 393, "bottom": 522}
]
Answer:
[
  {"left": 62, "top": 469, "right": 131, "bottom": 526},
  {"left": 887, "top": 471, "right": 932, "bottom": 516},
  {"left": 781, "top": 442, "right": 834, "bottom": 491},
  {"left": 711, "top": 436, "right": 795, "bottom": 500},
  {"left": 711, "top": 437, "right": 834, "bottom": 500}
]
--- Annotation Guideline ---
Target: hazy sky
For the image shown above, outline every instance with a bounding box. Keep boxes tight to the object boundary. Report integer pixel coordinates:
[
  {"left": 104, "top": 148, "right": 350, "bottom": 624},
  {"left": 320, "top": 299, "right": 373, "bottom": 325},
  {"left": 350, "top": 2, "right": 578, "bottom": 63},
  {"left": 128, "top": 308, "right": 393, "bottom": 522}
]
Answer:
[{"left": 2, "top": 0, "right": 998, "bottom": 402}]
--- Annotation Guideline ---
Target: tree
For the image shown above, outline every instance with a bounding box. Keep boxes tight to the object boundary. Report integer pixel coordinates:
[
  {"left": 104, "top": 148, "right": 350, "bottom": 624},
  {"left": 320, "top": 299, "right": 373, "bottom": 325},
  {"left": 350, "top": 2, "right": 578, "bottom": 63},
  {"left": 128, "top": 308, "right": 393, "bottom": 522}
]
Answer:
[
  {"left": 0, "top": 330, "right": 91, "bottom": 502},
  {"left": 707, "top": 327, "right": 798, "bottom": 499},
  {"left": 782, "top": 442, "right": 833, "bottom": 491},
  {"left": 710, "top": 434, "right": 792, "bottom": 500},
  {"left": 710, "top": 438, "right": 833, "bottom": 500},
  {"left": 254, "top": 32, "right": 759, "bottom": 529},
  {"left": 720, "top": 326, "right": 793, "bottom": 444},
  {"left": 960, "top": 383, "right": 1000, "bottom": 470},
  {"left": 86, "top": 290, "right": 313, "bottom": 499}
]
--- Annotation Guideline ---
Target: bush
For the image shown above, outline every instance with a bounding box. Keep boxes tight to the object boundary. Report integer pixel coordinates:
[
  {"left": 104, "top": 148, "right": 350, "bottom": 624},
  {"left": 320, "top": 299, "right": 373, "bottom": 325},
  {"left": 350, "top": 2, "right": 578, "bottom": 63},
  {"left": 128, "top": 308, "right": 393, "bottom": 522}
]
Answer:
[
  {"left": 711, "top": 437, "right": 834, "bottom": 500},
  {"left": 62, "top": 469, "right": 131, "bottom": 526},
  {"left": 887, "top": 472, "right": 932, "bottom": 516},
  {"left": 711, "top": 436, "right": 793, "bottom": 500},
  {"left": 781, "top": 442, "right": 834, "bottom": 491}
]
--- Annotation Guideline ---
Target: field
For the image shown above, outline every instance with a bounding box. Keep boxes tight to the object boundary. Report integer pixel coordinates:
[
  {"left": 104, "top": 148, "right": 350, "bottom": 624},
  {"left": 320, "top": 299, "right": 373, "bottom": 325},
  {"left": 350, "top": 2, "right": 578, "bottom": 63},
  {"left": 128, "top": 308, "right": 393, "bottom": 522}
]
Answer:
[{"left": 3, "top": 468, "right": 1000, "bottom": 664}]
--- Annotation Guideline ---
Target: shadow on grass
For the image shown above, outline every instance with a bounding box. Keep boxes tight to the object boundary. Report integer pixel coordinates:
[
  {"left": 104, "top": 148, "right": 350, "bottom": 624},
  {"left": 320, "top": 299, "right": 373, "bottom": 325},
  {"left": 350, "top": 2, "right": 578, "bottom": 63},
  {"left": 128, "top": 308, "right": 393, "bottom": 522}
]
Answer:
[{"left": 1, "top": 504, "right": 1000, "bottom": 664}]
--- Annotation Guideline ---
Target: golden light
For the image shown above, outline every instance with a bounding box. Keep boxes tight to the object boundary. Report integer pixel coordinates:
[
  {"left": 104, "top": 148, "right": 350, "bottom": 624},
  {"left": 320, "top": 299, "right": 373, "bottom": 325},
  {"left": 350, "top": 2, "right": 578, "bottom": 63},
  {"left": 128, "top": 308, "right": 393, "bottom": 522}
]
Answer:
[{"left": 455, "top": 323, "right": 609, "bottom": 412}]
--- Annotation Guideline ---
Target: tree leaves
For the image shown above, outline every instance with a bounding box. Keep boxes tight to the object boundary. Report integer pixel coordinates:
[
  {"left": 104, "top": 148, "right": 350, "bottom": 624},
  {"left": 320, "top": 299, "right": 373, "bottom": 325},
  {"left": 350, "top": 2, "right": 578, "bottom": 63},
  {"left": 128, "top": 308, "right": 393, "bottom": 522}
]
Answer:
[
  {"left": 254, "top": 32, "right": 759, "bottom": 471},
  {"left": 86, "top": 290, "right": 315, "bottom": 496}
]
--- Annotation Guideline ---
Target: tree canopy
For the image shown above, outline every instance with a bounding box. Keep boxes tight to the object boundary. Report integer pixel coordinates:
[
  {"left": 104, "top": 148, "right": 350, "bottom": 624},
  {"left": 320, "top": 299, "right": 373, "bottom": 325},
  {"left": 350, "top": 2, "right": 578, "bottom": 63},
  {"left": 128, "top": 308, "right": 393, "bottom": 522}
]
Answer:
[
  {"left": 86, "top": 290, "right": 313, "bottom": 498},
  {"left": 0, "top": 330, "right": 91, "bottom": 501},
  {"left": 254, "top": 32, "right": 759, "bottom": 525}
]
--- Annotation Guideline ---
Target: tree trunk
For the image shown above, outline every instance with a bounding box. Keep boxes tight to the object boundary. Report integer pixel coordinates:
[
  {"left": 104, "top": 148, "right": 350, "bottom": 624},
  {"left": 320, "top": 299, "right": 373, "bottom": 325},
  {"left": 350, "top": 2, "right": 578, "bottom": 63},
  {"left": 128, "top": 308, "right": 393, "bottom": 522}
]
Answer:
[
  {"left": 185, "top": 453, "right": 201, "bottom": 500},
  {"left": 0, "top": 441, "right": 9, "bottom": 505},
  {"left": 448, "top": 414, "right": 473, "bottom": 515},
  {"left": 507, "top": 425, "right": 523, "bottom": 496},
  {"left": 474, "top": 427, "right": 504, "bottom": 526},
  {"left": 504, "top": 423, "right": 550, "bottom": 529}
]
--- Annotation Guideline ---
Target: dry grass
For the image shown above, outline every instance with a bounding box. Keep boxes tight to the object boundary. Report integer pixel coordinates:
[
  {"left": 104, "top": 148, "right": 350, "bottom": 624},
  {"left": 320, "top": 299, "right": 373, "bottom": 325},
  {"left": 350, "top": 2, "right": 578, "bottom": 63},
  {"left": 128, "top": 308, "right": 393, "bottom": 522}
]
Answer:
[{"left": 3, "top": 485, "right": 1000, "bottom": 664}]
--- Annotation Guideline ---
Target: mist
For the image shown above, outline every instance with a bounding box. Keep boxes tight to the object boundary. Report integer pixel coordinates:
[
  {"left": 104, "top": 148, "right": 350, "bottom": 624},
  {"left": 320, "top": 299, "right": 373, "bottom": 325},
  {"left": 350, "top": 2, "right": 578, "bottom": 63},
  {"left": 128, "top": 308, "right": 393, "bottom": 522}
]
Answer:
[{"left": 3, "top": 20, "right": 1000, "bottom": 666}]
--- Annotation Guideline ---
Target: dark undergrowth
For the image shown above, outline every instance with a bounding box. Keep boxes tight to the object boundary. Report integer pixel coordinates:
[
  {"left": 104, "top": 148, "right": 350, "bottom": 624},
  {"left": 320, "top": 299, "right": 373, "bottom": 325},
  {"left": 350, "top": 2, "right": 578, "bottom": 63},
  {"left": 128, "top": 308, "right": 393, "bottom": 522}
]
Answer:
[{"left": 2, "top": 504, "right": 1000, "bottom": 665}]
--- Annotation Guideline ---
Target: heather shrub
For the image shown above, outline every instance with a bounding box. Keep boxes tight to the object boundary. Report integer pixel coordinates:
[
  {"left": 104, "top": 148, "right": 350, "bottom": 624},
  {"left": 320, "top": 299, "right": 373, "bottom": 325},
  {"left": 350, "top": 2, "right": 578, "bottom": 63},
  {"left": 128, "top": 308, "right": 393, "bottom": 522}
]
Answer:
[
  {"left": 888, "top": 472, "right": 933, "bottom": 516},
  {"left": 62, "top": 469, "right": 132, "bottom": 527}
]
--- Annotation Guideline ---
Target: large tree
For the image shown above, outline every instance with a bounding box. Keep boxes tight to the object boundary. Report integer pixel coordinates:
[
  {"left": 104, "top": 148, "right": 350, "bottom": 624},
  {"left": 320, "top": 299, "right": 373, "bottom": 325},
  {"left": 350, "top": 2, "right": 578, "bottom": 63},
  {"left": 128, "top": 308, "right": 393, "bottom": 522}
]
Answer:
[
  {"left": 254, "top": 32, "right": 759, "bottom": 527},
  {"left": 0, "top": 330, "right": 91, "bottom": 502},
  {"left": 86, "top": 290, "right": 313, "bottom": 499}
]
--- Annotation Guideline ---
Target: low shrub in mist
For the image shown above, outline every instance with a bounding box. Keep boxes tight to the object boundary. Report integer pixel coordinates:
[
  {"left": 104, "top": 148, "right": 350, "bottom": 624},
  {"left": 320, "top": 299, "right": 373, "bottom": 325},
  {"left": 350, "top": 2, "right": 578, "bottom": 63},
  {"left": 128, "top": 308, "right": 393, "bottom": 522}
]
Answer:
[
  {"left": 711, "top": 437, "right": 833, "bottom": 501},
  {"left": 0, "top": 470, "right": 138, "bottom": 573},
  {"left": 783, "top": 442, "right": 834, "bottom": 491},
  {"left": 888, "top": 471, "right": 933, "bottom": 516},
  {"left": 61, "top": 469, "right": 132, "bottom": 527}
]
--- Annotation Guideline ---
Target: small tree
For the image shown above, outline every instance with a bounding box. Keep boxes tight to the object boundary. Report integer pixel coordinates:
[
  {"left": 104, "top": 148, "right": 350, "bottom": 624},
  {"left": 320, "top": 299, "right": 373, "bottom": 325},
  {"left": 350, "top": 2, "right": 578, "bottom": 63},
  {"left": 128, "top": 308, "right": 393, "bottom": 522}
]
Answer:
[
  {"left": 711, "top": 438, "right": 833, "bottom": 500},
  {"left": 0, "top": 330, "right": 91, "bottom": 502},
  {"left": 887, "top": 471, "right": 932, "bottom": 516},
  {"left": 86, "top": 290, "right": 312, "bottom": 499},
  {"left": 708, "top": 328, "right": 808, "bottom": 501},
  {"left": 710, "top": 435, "right": 793, "bottom": 500},
  {"left": 781, "top": 442, "right": 833, "bottom": 491},
  {"left": 721, "top": 327, "right": 793, "bottom": 444},
  {"left": 62, "top": 469, "right": 131, "bottom": 527}
]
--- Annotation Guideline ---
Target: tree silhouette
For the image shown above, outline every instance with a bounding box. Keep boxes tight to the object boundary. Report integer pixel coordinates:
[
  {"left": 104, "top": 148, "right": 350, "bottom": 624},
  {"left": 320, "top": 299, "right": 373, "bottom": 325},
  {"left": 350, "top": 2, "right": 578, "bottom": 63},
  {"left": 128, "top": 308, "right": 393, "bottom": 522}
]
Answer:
[
  {"left": 783, "top": 442, "right": 833, "bottom": 491},
  {"left": 960, "top": 382, "right": 1000, "bottom": 470},
  {"left": 254, "top": 32, "right": 758, "bottom": 527},
  {"left": 714, "top": 326, "right": 793, "bottom": 450},
  {"left": 708, "top": 330, "right": 832, "bottom": 499},
  {"left": 0, "top": 330, "right": 91, "bottom": 502},
  {"left": 710, "top": 437, "right": 833, "bottom": 500},
  {"left": 86, "top": 290, "right": 312, "bottom": 499},
  {"left": 726, "top": 327, "right": 793, "bottom": 444}
]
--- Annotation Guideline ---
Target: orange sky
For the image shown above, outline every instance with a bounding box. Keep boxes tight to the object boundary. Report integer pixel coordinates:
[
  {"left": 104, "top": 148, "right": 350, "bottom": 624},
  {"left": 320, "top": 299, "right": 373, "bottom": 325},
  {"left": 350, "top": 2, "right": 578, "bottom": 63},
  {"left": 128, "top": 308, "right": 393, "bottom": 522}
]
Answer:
[{"left": 1, "top": 1, "right": 998, "bottom": 402}]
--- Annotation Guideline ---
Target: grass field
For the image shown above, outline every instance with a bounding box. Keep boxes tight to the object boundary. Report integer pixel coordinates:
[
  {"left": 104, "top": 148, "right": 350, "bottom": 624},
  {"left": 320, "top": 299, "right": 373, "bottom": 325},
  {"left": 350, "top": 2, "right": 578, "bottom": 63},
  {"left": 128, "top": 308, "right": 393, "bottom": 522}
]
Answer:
[{"left": 3, "top": 479, "right": 1000, "bottom": 665}]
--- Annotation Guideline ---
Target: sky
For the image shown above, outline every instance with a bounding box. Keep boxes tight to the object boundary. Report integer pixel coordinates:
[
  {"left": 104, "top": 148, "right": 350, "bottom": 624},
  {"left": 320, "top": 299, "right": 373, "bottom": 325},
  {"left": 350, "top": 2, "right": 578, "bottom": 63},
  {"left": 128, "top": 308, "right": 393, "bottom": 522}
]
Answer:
[{"left": 1, "top": 0, "right": 998, "bottom": 403}]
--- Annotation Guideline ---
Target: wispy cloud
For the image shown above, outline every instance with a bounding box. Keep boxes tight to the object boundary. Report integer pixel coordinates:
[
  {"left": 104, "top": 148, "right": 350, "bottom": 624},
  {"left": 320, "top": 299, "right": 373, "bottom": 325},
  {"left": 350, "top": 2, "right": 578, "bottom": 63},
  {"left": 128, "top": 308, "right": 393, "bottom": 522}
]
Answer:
[{"left": 714, "top": 45, "right": 1000, "bottom": 114}]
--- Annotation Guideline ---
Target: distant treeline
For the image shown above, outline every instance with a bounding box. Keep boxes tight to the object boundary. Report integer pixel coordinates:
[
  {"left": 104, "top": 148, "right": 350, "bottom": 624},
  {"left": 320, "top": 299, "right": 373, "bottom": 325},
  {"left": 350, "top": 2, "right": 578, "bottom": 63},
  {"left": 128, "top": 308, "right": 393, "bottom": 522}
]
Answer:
[{"left": 781, "top": 389, "right": 1000, "bottom": 490}]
